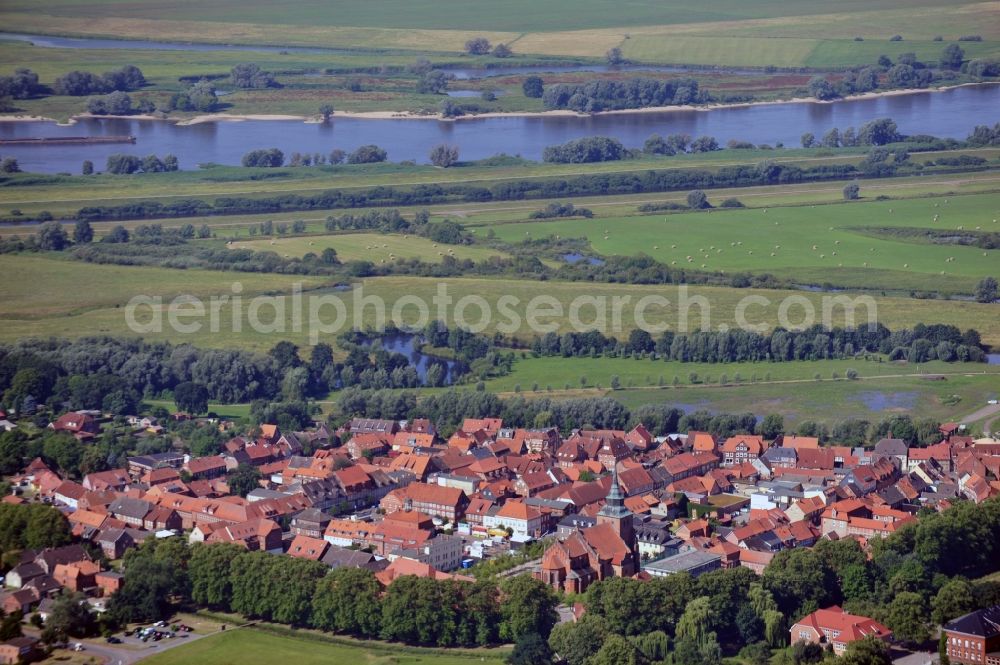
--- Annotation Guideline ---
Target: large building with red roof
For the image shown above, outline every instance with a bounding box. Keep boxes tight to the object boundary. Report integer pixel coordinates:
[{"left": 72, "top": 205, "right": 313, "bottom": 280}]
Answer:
[
  {"left": 790, "top": 606, "right": 892, "bottom": 654},
  {"left": 535, "top": 467, "right": 638, "bottom": 593}
]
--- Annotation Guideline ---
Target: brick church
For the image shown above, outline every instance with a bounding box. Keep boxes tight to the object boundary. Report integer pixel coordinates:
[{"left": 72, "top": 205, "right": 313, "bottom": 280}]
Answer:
[{"left": 535, "top": 466, "right": 639, "bottom": 593}]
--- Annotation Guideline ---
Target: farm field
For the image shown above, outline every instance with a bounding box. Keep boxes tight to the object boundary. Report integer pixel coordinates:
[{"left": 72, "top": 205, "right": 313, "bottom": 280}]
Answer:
[
  {"left": 481, "top": 356, "right": 1000, "bottom": 393},
  {"left": 0, "top": 0, "right": 970, "bottom": 36},
  {"left": 3, "top": 262, "right": 999, "bottom": 350},
  {"left": 229, "top": 232, "right": 509, "bottom": 263},
  {"left": 485, "top": 192, "right": 1000, "bottom": 294},
  {"left": 0, "top": 1, "right": 996, "bottom": 67},
  {"left": 0, "top": 253, "right": 328, "bottom": 319},
  {"left": 141, "top": 626, "right": 508, "bottom": 665},
  {"left": 610, "top": 372, "right": 1000, "bottom": 429},
  {"left": 621, "top": 35, "right": 1000, "bottom": 69}
]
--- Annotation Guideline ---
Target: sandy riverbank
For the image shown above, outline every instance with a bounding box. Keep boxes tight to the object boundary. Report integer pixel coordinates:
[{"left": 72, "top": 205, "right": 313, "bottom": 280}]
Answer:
[
  {"left": 1, "top": 81, "right": 995, "bottom": 126},
  {"left": 159, "top": 81, "right": 1000, "bottom": 124}
]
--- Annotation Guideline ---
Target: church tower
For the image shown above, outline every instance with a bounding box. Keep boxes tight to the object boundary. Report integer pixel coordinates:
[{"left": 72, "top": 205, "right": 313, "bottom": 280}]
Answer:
[{"left": 596, "top": 463, "right": 635, "bottom": 552}]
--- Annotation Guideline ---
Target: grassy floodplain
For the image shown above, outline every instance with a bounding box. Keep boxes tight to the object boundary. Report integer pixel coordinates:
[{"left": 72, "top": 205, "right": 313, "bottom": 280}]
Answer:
[
  {"left": 0, "top": 253, "right": 328, "bottom": 320},
  {"left": 481, "top": 356, "right": 1000, "bottom": 393},
  {"left": 3, "top": 258, "right": 999, "bottom": 350},
  {"left": 9, "top": 147, "right": 1000, "bottom": 218},
  {"left": 145, "top": 367, "right": 1000, "bottom": 428},
  {"left": 229, "top": 232, "right": 509, "bottom": 263},
  {"left": 609, "top": 372, "right": 1000, "bottom": 429},
  {"left": 4, "top": 147, "right": 1000, "bottom": 213},
  {"left": 0, "top": 42, "right": 833, "bottom": 119},
  {"left": 484, "top": 191, "right": 1000, "bottom": 294}
]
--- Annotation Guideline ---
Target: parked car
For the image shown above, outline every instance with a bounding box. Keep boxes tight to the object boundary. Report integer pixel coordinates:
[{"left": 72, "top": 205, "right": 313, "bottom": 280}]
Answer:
[{"left": 106, "top": 636, "right": 122, "bottom": 644}]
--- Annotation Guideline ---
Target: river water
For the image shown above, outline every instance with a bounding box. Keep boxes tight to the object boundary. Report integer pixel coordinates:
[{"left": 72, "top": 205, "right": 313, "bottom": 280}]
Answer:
[
  {"left": 368, "top": 332, "right": 467, "bottom": 385},
  {"left": 1, "top": 73, "right": 997, "bottom": 172}
]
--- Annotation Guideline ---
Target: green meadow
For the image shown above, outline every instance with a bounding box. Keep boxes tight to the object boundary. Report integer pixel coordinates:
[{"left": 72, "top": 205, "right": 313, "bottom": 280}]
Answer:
[
  {"left": 485, "top": 192, "right": 1000, "bottom": 294},
  {"left": 141, "top": 627, "right": 507, "bottom": 665},
  {"left": 3, "top": 259, "right": 999, "bottom": 351},
  {"left": 481, "top": 356, "right": 1000, "bottom": 393},
  {"left": 0, "top": 253, "right": 328, "bottom": 320},
  {"left": 229, "top": 232, "right": 509, "bottom": 263},
  {"left": 622, "top": 36, "right": 1000, "bottom": 69},
  {"left": 2, "top": 0, "right": 968, "bottom": 35},
  {"left": 610, "top": 372, "right": 1000, "bottom": 429},
  {"left": 1, "top": 0, "right": 996, "bottom": 69}
]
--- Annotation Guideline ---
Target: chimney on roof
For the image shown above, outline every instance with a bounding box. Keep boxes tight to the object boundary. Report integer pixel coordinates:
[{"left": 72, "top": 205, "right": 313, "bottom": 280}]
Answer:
[{"left": 404, "top": 498, "right": 413, "bottom": 512}]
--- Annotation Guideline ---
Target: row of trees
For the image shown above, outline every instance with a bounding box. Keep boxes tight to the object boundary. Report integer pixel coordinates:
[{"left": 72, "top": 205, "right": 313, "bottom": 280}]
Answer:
[
  {"left": 542, "top": 136, "right": 626, "bottom": 163},
  {"left": 806, "top": 45, "right": 981, "bottom": 102},
  {"left": 71, "top": 142, "right": 962, "bottom": 222},
  {"left": 241, "top": 144, "right": 388, "bottom": 168},
  {"left": 335, "top": 379, "right": 958, "bottom": 446},
  {"left": 107, "top": 538, "right": 558, "bottom": 649},
  {"left": 464, "top": 37, "right": 513, "bottom": 58},
  {"left": 339, "top": 387, "right": 627, "bottom": 435},
  {"left": 54, "top": 65, "right": 146, "bottom": 96},
  {"left": 104, "top": 153, "right": 179, "bottom": 174},
  {"left": 86, "top": 90, "right": 156, "bottom": 116},
  {"left": 529, "top": 201, "right": 593, "bottom": 219},
  {"left": 543, "top": 77, "right": 709, "bottom": 113},
  {"left": 529, "top": 323, "right": 986, "bottom": 365},
  {"left": 644, "top": 133, "right": 721, "bottom": 156},
  {"left": 801, "top": 118, "right": 903, "bottom": 148}
]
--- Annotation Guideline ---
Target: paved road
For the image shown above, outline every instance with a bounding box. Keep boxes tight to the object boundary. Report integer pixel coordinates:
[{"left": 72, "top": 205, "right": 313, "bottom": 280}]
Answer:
[{"left": 891, "top": 649, "right": 934, "bottom": 665}]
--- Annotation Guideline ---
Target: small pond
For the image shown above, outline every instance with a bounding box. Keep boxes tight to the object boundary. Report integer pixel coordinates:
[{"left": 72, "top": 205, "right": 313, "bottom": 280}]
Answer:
[{"left": 367, "top": 332, "right": 467, "bottom": 385}]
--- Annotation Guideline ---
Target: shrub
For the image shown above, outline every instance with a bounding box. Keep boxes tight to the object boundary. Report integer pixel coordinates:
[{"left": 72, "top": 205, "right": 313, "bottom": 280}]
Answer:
[
  {"left": 429, "top": 144, "right": 459, "bottom": 168},
  {"left": 542, "top": 136, "right": 625, "bottom": 163},
  {"left": 241, "top": 148, "right": 284, "bottom": 168},
  {"left": 687, "top": 190, "right": 709, "bottom": 209},
  {"left": 522, "top": 76, "right": 544, "bottom": 98},
  {"left": 465, "top": 37, "right": 491, "bottom": 55},
  {"left": 348, "top": 145, "right": 388, "bottom": 164}
]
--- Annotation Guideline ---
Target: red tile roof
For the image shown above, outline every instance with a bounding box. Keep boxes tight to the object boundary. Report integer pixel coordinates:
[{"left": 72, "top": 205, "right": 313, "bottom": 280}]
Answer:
[{"left": 793, "top": 606, "right": 892, "bottom": 643}]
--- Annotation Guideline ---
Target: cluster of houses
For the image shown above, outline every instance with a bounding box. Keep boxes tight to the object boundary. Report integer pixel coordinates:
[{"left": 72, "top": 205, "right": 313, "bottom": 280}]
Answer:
[{"left": 4, "top": 409, "right": 1000, "bottom": 660}]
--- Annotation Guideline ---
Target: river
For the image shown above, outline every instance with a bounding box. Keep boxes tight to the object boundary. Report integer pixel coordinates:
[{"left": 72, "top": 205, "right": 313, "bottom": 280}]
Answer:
[{"left": 1, "top": 84, "right": 997, "bottom": 173}]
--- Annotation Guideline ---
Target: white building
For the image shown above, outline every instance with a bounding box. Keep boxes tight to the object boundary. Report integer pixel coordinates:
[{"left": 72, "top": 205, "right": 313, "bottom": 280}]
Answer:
[{"left": 481, "top": 501, "right": 543, "bottom": 540}]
